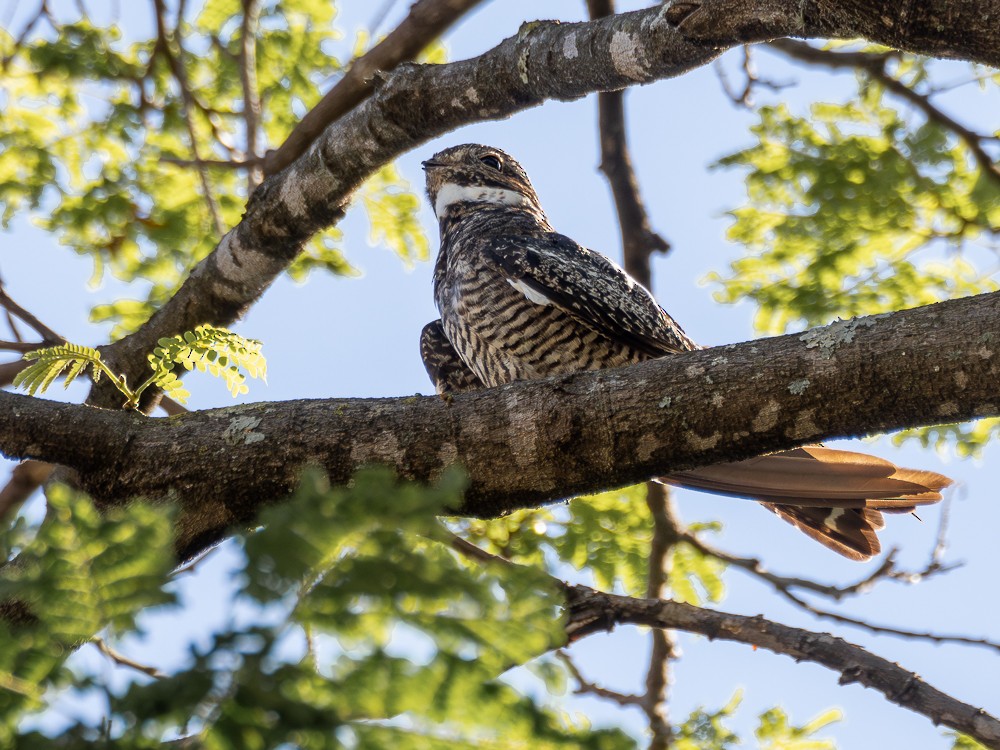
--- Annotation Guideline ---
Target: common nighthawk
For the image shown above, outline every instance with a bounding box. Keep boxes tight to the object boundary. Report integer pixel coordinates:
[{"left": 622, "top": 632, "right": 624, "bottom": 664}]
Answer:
[{"left": 420, "top": 143, "right": 951, "bottom": 560}]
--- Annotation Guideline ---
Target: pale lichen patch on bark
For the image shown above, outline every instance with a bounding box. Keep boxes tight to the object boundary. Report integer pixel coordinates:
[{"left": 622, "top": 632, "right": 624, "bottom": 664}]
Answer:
[
  {"left": 799, "top": 314, "right": 889, "bottom": 359},
  {"left": 351, "top": 429, "right": 400, "bottom": 465},
  {"left": 788, "top": 378, "right": 810, "bottom": 394},
  {"left": 223, "top": 415, "right": 265, "bottom": 446},
  {"left": 637, "top": 432, "right": 658, "bottom": 462},
  {"left": 212, "top": 235, "right": 272, "bottom": 292},
  {"left": 686, "top": 430, "right": 720, "bottom": 451},
  {"left": 937, "top": 401, "right": 959, "bottom": 416},
  {"left": 710, "top": 392, "right": 725, "bottom": 407},
  {"left": 752, "top": 398, "right": 781, "bottom": 432},
  {"left": 562, "top": 31, "right": 578, "bottom": 59},
  {"left": 609, "top": 30, "right": 649, "bottom": 81},
  {"left": 278, "top": 172, "right": 311, "bottom": 219}
]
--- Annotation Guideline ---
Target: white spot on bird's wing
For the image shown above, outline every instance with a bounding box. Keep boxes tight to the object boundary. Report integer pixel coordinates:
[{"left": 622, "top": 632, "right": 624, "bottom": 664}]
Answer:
[
  {"left": 824, "top": 508, "right": 847, "bottom": 531},
  {"left": 434, "top": 183, "right": 527, "bottom": 220},
  {"left": 508, "top": 277, "right": 553, "bottom": 306}
]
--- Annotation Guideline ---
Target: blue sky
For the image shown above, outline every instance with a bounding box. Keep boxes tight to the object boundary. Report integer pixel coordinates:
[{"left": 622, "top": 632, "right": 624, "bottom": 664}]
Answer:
[{"left": 2, "top": 1, "right": 998, "bottom": 747}]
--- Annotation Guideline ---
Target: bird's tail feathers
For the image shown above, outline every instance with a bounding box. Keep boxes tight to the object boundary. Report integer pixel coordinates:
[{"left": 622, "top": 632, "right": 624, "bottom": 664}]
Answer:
[{"left": 660, "top": 446, "right": 952, "bottom": 560}]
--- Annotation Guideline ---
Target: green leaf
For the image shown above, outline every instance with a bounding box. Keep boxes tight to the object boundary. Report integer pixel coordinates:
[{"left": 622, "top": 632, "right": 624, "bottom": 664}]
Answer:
[{"left": 755, "top": 706, "right": 841, "bottom": 750}]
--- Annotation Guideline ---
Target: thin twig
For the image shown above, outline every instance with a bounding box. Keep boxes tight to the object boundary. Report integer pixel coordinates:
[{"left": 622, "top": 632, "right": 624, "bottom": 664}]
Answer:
[
  {"left": 0, "top": 341, "right": 46, "bottom": 353},
  {"left": 169, "top": 545, "right": 220, "bottom": 579},
  {"left": 564, "top": 584, "right": 1000, "bottom": 749},
  {"left": 153, "top": 0, "right": 226, "bottom": 236},
  {"left": 714, "top": 45, "right": 791, "bottom": 108},
  {"left": 0, "top": 461, "right": 52, "bottom": 522},
  {"left": 239, "top": 0, "right": 264, "bottom": 191},
  {"left": 93, "top": 637, "right": 166, "bottom": 679},
  {"left": 0, "top": 287, "right": 64, "bottom": 345},
  {"left": 768, "top": 40, "right": 1000, "bottom": 188},
  {"left": 556, "top": 649, "right": 644, "bottom": 707}
]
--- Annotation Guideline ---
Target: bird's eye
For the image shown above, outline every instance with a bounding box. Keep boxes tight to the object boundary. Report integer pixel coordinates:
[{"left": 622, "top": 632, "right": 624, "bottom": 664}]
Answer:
[{"left": 480, "top": 154, "right": 502, "bottom": 171}]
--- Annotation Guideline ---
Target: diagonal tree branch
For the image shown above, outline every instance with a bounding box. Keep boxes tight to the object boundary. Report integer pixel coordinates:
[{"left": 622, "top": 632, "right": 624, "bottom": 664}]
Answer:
[
  {"left": 260, "top": 0, "right": 486, "bottom": 177},
  {"left": 563, "top": 583, "right": 1000, "bottom": 749}
]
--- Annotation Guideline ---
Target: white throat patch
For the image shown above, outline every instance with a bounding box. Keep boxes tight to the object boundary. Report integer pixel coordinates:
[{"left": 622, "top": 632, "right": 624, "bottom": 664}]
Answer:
[{"left": 434, "top": 182, "right": 527, "bottom": 220}]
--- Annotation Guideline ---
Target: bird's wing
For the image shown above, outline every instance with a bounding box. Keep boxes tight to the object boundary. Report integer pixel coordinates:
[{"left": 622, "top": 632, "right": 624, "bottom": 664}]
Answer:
[
  {"left": 485, "top": 233, "right": 697, "bottom": 357},
  {"left": 420, "top": 319, "right": 485, "bottom": 394}
]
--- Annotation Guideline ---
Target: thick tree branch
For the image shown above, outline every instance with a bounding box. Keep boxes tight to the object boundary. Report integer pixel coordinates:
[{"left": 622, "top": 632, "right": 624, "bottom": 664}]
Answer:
[
  {"left": 563, "top": 584, "right": 1000, "bottom": 749},
  {"left": 4, "top": 292, "right": 998, "bottom": 560},
  {"left": 668, "top": 0, "right": 1000, "bottom": 68}
]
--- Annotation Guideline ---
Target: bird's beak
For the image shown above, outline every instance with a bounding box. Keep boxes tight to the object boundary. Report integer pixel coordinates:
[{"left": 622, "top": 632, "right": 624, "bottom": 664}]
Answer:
[{"left": 421, "top": 159, "right": 446, "bottom": 170}]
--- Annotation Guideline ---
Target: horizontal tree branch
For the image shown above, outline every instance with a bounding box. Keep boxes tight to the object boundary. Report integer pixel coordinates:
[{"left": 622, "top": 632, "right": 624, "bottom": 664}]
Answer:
[
  {"left": 2, "top": 291, "right": 998, "bottom": 560},
  {"left": 563, "top": 583, "right": 1000, "bottom": 748},
  {"left": 90, "top": 0, "right": 1000, "bottom": 407}
]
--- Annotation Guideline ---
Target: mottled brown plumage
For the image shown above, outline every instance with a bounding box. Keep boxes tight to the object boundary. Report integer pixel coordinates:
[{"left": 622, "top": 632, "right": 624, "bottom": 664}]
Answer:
[{"left": 421, "top": 143, "right": 952, "bottom": 561}]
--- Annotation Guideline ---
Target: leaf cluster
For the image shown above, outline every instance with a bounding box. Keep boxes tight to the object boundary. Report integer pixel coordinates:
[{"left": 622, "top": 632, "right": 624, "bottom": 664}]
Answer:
[
  {"left": 713, "top": 59, "right": 999, "bottom": 456},
  {"left": 14, "top": 325, "right": 265, "bottom": 407},
  {"left": 457, "top": 485, "right": 726, "bottom": 605},
  {"left": 0, "top": 4, "right": 428, "bottom": 338},
  {"left": 3, "top": 470, "right": 638, "bottom": 748}
]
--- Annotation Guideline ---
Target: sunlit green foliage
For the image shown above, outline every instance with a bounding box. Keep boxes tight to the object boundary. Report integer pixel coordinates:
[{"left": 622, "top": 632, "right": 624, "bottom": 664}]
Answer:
[
  {"left": 756, "top": 706, "right": 840, "bottom": 750},
  {"left": 0, "top": 485, "right": 176, "bottom": 746},
  {"left": 672, "top": 692, "right": 839, "bottom": 750},
  {"left": 2, "top": 470, "right": 638, "bottom": 748},
  {"left": 457, "top": 485, "right": 726, "bottom": 604},
  {"left": 673, "top": 691, "right": 743, "bottom": 750},
  {"left": 0, "top": 1, "right": 428, "bottom": 339},
  {"left": 713, "top": 57, "right": 1000, "bottom": 456},
  {"left": 950, "top": 732, "right": 990, "bottom": 750},
  {"left": 14, "top": 325, "right": 265, "bottom": 406},
  {"left": 713, "top": 95, "right": 998, "bottom": 333}
]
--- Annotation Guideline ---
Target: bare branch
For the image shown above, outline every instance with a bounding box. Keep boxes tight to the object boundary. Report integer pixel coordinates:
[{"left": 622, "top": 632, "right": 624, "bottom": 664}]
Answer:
[
  {"left": 776, "top": 586, "right": 1000, "bottom": 653},
  {"left": 714, "top": 45, "right": 791, "bottom": 108},
  {"left": 0, "top": 461, "right": 52, "bottom": 523},
  {"left": 92, "top": 637, "right": 165, "bottom": 680},
  {"left": 564, "top": 584, "right": 1000, "bottom": 749},
  {"left": 0, "top": 287, "right": 64, "bottom": 345},
  {"left": 556, "top": 650, "right": 644, "bottom": 707},
  {"left": 767, "top": 39, "right": 1000, "bottom": 188},
  {"left": 681, "top": 533, "right": 954, "bottom": 602},
  {"left": 261, "top": 0, "right": 486, "bottom": 177},
  {"left": 152, "top": 0, "right": 226, "bottom": 236},
  {"left": 239, "top": 0, "right": 263, "bottom": 191},
  {"left": 0, "top": 341, "right": 46, "bottom": 354}
]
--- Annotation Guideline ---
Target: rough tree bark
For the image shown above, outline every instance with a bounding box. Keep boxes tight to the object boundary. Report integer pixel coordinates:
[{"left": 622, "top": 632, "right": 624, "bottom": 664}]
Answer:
[{"left": 3, "top": 291, "right": 998, "bottom": 558}]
